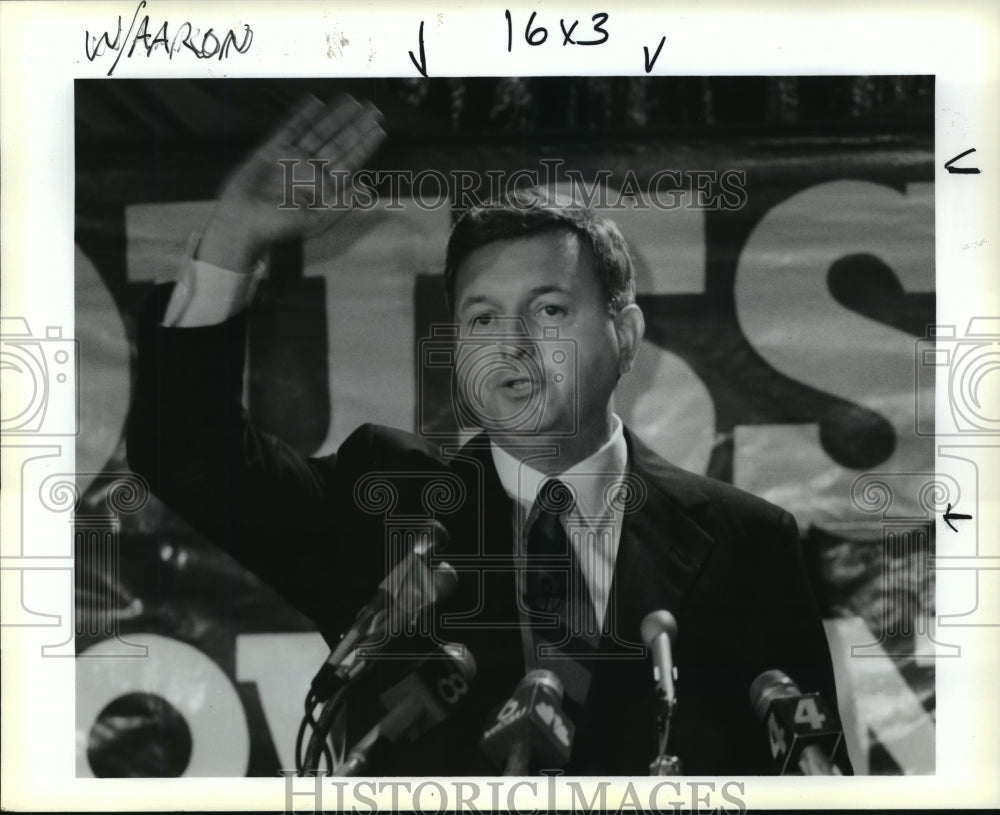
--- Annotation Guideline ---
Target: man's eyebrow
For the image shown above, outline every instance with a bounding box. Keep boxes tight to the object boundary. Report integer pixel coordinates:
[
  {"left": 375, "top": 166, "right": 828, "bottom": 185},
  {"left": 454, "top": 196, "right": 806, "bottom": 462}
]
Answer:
[
  {"left": 457, "top": 295, "right": 497, "bottom": 315},
  {"left": 527, "top": 285, "right": 571, "bottom": 298},
  {"left": 457, "top": 285, "right": 572, "bottom": 315}
]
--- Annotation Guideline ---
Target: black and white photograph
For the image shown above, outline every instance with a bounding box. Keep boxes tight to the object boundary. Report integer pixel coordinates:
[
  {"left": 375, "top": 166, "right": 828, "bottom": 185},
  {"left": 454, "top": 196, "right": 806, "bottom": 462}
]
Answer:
[
  {"left": 2, "top": 2, "right": 998, "bottom": 812},
  {"left": 73, "top": 73, "right": 932, "bottom": 778}
]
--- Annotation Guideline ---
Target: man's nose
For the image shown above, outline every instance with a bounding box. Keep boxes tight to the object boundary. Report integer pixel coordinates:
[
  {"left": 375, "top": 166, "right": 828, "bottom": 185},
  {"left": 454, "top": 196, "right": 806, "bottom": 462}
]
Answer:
[{"left": 481, "top": 316, "right": 541, "bottom": 359}]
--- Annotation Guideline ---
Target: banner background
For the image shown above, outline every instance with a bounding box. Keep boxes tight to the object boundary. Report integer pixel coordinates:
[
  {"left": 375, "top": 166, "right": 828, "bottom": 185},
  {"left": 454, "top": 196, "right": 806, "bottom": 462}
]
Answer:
[{"left": 73, "top": 76, "right": 937, "bottom": 777}]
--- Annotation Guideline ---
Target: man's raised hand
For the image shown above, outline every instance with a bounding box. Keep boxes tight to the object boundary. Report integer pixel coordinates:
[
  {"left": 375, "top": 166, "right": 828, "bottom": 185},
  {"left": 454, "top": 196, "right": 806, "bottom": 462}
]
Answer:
[{"left": 198, "top": 94, "right": 385, "bottom": 272}]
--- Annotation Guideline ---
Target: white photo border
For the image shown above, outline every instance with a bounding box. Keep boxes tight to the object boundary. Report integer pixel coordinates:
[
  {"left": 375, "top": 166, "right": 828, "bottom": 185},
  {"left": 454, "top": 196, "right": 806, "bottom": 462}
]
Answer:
[{"left": 2, "top": 0, "right": 998, "bottom": 810}]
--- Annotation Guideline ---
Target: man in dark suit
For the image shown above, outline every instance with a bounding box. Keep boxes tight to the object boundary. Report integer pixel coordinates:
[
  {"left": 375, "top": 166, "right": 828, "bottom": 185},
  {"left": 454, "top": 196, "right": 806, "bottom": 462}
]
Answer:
[{"left": 127, "top": 95, "right": 849, "bottom": 776}]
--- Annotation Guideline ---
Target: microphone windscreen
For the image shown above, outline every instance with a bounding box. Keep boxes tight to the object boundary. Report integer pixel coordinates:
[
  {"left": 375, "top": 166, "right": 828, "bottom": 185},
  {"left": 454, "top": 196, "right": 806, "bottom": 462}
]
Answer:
[
  {"left": 519, "top": 669, "right": 564, "bottom": 700},
  {"left": 640, "top": 609, "right": 678, "bottom": 647},
  {"left": 432, "top": 561, "right": 459, "bottom": 602},
  {"left": 415, "top": 520, "right": 451, "bottom": 557},
  {"left": 441, "top": 642, "right": 477, "bottom": 682},
  {"left": 749, "top": 669, "right": 801, "bottom": 722},
  {"left": 430, "top": 520, "right": 451, "bottom": 550}
]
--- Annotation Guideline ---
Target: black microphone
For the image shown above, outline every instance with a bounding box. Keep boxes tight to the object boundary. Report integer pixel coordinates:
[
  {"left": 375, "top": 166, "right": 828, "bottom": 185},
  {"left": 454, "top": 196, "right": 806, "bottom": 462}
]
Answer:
[
  {"left": 749, "top": 669, "right": 844, "bottom": 775},
  {"left": 334, "top": 642, "right": 476, "bottom": 776},
  {"left": 641, "top": 610, "right": 678, "bottom": 709},
  {"left": 311, "top": 523, "right": 454, "bottom": 699},
  {"left": 480, "top": 669, "right": 575, "bottom": 775},
  {"left": 641, "top": 610, "right": 682, "bottom": 775}
]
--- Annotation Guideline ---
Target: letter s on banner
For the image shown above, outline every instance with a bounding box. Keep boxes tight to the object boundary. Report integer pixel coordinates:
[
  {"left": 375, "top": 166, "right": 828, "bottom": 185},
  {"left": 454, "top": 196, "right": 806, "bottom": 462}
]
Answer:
[
  {"left": 733, "top": 181, "right": 934, "bottom": 528},
  {"left": 76, "top": 633, "right": 251, "bottom": 776}
]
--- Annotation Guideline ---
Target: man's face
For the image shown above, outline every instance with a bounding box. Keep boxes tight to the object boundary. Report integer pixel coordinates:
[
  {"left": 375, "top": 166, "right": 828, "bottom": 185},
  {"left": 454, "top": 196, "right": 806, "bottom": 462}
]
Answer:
[{"left": 451, "top": 229, "right": 623, "bottom": 449}]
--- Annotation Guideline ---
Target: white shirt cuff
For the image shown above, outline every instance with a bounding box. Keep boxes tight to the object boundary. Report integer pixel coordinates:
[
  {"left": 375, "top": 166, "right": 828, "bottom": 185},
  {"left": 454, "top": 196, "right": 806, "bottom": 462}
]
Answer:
[{"left": 161, "top": 234, "right": 266, "bottom": 327}]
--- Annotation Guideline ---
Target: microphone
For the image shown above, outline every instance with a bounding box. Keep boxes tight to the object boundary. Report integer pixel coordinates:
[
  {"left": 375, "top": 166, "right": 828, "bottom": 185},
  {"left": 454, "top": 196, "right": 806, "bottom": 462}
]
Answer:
[
  {"left": 749, "top": 669, "right": 844, "bottom": 775},
  {"left": 641, "top": 610, "right": 678, "bottom": 708},
  {"left": 480, "top": 669, "right": 575, "bottom": 775},
  {"left": 311, "top": 523, "right": 454, "bottom": 699},
  {"left": 641, "top": 610, "right": 681, "bottom": 775},
  {"left": 319, "top": 560, "right": 458, "bottom": 695},
  {"left": 334, "top": 642, "right": 476, "bottom": 776}
]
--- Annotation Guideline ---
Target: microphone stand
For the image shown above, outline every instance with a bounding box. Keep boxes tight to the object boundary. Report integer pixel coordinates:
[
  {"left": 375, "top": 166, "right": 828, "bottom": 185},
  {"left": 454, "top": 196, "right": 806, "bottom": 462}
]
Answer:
[
  {"left": 648, "top": 690, "right": 682, "bottom": 776},
  {"left": 334, "top": 696, "right": 424, "bottom": 777}
]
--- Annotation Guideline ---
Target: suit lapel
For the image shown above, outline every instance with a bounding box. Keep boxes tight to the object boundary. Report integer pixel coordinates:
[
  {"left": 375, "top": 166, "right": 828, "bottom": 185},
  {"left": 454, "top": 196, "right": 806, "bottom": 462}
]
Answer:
[
  {"left": 603, "top": 428, "right": 718, "bottom": 653},
  {"left": 445, "top": 433, "right": 513, "bottom": 558}
]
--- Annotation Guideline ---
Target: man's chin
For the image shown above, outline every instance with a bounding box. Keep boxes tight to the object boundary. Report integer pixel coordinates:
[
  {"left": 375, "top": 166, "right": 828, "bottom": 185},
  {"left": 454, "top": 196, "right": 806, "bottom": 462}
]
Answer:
[
  {"left": 468, "top": 396, "right": 577, "bottom": 444},
  {"left": 482, "top": 422, "right": 578, "bottom": 446}
]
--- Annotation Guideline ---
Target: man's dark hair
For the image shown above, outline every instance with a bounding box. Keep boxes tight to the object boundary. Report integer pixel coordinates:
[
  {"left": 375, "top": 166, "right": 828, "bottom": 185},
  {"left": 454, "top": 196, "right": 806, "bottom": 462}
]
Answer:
[{"left": 443, "top": 187, "right": 637, "bottom": 315}]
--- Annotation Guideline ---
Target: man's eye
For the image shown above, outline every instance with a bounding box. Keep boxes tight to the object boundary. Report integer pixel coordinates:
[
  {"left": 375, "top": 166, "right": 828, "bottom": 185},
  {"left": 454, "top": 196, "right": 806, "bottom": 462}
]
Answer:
[
  {"left": 539, "top": 304, "right": 567, "bottom": 318},
  {"left": 470, "top": 314, "right": 495, "bottom": 327}
]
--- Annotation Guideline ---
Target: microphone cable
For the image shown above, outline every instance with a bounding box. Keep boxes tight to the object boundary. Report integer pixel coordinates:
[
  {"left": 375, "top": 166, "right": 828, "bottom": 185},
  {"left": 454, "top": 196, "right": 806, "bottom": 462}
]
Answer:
[{"left": 296, "top": 685, "right": 348, "bottom": 774}]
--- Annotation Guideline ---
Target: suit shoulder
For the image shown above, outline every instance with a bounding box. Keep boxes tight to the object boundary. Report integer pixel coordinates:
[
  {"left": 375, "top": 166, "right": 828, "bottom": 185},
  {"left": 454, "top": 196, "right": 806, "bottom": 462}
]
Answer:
[
  {"left": 684, "top": 469, "right": 791, "bottom": 526},
  {"left": 649, "top": 464, "right": 800, "bottom": 565},
  {"left": 628, "top": 433, "right": 795, "bottom": 535},
  {"left": 337, "top": 423, "right": 448, "bottom": 470}
]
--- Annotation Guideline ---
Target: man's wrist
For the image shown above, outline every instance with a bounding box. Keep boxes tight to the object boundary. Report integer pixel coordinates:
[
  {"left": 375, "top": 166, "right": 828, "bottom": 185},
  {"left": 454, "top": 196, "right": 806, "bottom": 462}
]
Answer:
[
  {"left": 160, "top": 230, "right": 267, "bottom": 327},
  {"left": 197, "top": 213, "right": 265, "bottom": 273}
]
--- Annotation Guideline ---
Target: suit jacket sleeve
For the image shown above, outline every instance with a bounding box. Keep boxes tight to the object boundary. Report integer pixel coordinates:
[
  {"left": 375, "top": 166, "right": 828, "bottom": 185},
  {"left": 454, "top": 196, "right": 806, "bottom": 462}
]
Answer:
[{"left": 126, "top": 283, "right": 374, "bottom": 633}]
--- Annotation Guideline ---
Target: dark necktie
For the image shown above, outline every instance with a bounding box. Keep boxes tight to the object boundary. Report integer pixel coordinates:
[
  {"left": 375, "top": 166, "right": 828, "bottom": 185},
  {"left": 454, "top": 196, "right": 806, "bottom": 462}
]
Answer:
[{"left": 522, "top": 479, "right": 600, "bottom": 711}]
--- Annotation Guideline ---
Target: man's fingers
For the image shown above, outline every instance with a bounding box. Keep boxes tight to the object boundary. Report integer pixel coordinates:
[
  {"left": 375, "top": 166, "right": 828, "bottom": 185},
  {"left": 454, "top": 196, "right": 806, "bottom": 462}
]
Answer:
[
  {"left": 316, "top": 111, "right": 384, "bottom": 164},
  {"left": 296, "top": 94, "right": 367, "bottom": 155},
  {"left": 337, "top": 122, "right": 387, "bottom": 173},
  {"left": 258, "top": 94, "right": 383, "bottom": 168},
  {"left": 261, "top": 94, "right": 326, "bottom": 149},
  {"left": 234, "top": 93, "right": 384, "bottom": 219}
]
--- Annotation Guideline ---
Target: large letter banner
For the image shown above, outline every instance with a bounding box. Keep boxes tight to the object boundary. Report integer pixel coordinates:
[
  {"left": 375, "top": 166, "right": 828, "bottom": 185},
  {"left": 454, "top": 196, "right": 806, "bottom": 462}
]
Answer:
[{"left": 73, "top": 78, "right": 935, "bottom": 776}]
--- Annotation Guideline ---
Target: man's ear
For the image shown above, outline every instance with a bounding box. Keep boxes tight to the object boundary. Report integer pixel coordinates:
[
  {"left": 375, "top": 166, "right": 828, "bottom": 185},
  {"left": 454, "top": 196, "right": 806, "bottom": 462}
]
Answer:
[{"left": 613, "top": 304, "right": 645, "bottom": 375}]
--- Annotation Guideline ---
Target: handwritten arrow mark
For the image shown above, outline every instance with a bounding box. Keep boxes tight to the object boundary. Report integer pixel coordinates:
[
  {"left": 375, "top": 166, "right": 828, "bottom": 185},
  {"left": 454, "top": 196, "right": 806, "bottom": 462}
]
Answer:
[
  {"left": 944, "top": 147, "right": 981, "bottom": 174},
  {"left": 408, "top": 20, "right": 428, "bottom": 78},
  {"left": 944, "top": 502, "right": 973, "bottom": 532},
  {"left": 643, "top": 36, "right": 666, "bottom": 73}
]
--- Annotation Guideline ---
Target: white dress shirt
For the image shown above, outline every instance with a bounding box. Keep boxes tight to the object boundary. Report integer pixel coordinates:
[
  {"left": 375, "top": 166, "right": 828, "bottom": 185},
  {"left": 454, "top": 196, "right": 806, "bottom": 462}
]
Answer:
[{"left": 490, "top": 416, "right": 628, "bottom": 630}]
